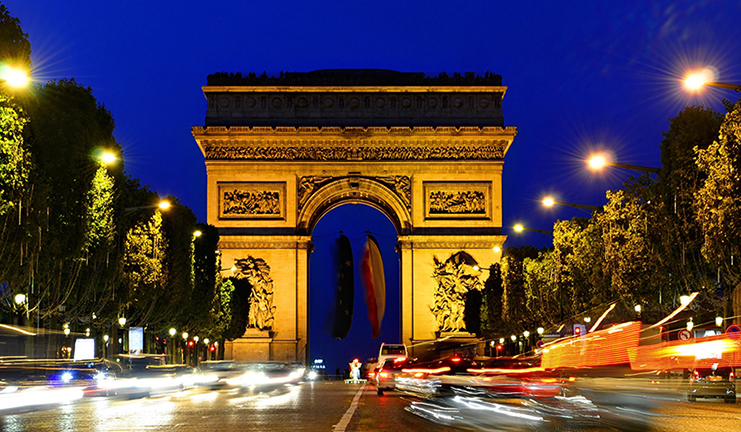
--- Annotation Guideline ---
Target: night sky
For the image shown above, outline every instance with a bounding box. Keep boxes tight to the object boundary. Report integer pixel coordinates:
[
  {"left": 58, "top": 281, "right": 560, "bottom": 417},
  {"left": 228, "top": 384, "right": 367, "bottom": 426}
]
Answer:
[{"left": 7, "top": 1, "right": 741, "bottom": 370}]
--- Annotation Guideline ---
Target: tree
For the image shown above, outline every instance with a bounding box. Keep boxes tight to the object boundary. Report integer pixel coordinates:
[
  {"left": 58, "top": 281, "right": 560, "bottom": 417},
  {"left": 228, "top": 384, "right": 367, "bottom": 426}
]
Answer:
[
  {"left": 696, "top": 98, "right": 741, "bottom": 321},
  {"left": 0, "top": 4, "right": 31, "bottom": 313},
  {"left": 501, "top": 245, "right": 541, "bottom": 331},
  {"left": 480, "top": 263, "right": 503, "bottom": 336},
  {"left": 655, "top": 105, "right": 723, "bottom": 311},
  {"left": 0, "top": 4, "right": 31, "bottom": 69},
  {"left": 522, "top": 249, "right": 560, "bottom": 328},
  {"left": 596, "top": 190, "right": 656, "bottom": 306},
  {"left": 552, "top": 217, "right": 610, "bottom": 318}
]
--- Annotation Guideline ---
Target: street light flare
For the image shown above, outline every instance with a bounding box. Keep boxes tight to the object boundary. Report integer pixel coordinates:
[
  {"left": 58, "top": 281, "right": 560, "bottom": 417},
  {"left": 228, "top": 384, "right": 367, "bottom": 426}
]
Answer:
[
  {"left": 159, "top": 200, "right": 171, "bottom": 210},
  {"left": 684, "top": 68, "right": 715, "bottom": 91},
  {"left": 0, "top": 65, "right": 30, "bottom": 88},
  {"left": 514, "top": 224, "right": 524, "bottom": 232},
  {"left": 542, "top": 196, "right": 555, "bottom": 207},
  {"left": 101, "top": 152, "right": 117, "bottom": 165},
  {"left": 588, "top": 155, "right": 607, "bottom": 170}
]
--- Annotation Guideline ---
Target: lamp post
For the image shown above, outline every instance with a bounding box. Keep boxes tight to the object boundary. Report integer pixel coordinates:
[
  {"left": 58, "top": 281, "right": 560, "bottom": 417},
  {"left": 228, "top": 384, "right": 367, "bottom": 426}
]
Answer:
[
  {"left": 513, "top": 224, "right": 553, "bottom": 236},
  {"left": 182, "top": 332, "right": 189, "bottom": 365},
  {"left": 587, "top": 154, "right": 660, "bottom": 175},
  {"left": 124, "top": 200, "right": 171, "bottom": 213},
  {"left": 118, "top": 316, "right": 127, "bottom": 355},
  {"left": 14, "top": 293, "right": 27, "bottom": 325},
  {"left": 542, "top": 196, "right": 601, "bottom": 213},
  {"left": 684, "top": 70, "right": 741, "bottom": 92},
  {"left": 168, "top": 328, "right": 177, "bottom": 364}
]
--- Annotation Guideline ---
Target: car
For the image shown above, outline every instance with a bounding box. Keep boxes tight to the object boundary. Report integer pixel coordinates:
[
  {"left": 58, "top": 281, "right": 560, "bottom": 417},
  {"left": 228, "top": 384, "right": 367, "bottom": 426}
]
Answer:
[
  {"left": 378, "top": 343, "right": 407, "bottom": 366},
  {"left": 394, "top": 355, "right": 477, "bottom": 397},
  {"left": 688, "top": 363, "right": 736, "bottom": 403},
  {"left": 373, "top": 356, "right": 414, "bottom": 395},
  {"left": 467, "top": 356, "right": 568, "bottom": 399}
]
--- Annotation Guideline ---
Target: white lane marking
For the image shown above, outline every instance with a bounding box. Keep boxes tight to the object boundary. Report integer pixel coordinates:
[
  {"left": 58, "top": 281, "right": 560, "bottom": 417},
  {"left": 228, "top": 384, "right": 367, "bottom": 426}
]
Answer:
[{"left": 333, "top": 384, "right": 366, "bottom": 431}]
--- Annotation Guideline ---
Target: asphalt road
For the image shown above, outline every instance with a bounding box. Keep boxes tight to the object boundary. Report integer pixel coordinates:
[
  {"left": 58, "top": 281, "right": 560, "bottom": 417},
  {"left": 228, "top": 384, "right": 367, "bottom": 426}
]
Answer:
[{"left": 2, "top": 380, "right": 741, "bottom": 431}]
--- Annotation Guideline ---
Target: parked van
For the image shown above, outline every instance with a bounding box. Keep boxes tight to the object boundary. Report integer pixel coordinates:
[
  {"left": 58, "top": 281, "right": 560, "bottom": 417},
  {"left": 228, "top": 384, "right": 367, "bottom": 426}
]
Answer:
[{"left": 378, "top": 343, "right": 407, "bottom": 365}]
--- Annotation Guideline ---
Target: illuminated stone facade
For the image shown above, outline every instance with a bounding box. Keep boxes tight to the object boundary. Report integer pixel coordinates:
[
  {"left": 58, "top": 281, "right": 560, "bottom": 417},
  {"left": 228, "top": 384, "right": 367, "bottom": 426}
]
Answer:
[{"left": 192, "top": 70, "right": 516, "bottom": 362}]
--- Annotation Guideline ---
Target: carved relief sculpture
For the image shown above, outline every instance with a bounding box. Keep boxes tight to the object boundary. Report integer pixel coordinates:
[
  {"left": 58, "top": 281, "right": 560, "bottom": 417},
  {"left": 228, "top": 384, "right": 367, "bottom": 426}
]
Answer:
[
  {"left": 429, "top": 190, "right": 486, "bottom": 215},
  {"left": 223, "top": 190, "right": 280, "bottom": 215},
  {"left": 219, "top": 182, "right": 285, "bottom": 220},
  {"left": 424, "top": 181, "right": 491, "bottom": 220},
  {"left": 430, "top": 251, "right": 483, "bottom": 332},
  {"left": 234, "top": 256, "right": 277, "bottom": 331}
]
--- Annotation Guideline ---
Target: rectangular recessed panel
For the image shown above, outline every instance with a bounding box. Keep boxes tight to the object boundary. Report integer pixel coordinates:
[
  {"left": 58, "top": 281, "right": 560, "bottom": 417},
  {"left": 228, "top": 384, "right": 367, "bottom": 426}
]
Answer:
[
  {"left": 423, "top": 181, "right": 491, "bottom": 220},
  {"left": 218, "top": 182, "right": 286, "bottom": 220}
]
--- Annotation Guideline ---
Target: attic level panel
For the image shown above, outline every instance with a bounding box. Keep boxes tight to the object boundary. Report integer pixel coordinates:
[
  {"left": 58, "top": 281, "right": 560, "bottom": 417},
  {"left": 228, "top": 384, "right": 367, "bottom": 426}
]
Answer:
[{"left": 203, "top": 87, "right": 506, "bottom": 128}]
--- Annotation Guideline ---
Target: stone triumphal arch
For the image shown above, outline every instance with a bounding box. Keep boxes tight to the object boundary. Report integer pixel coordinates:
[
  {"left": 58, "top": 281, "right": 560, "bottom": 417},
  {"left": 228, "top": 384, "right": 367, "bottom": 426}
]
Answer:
[{"left": 192, "top": 70, "right": 517, "bottom": 362}]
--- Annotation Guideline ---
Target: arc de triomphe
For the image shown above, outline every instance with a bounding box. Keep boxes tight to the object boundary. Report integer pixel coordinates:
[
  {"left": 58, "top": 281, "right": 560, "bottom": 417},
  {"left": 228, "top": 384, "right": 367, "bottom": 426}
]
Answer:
[{"left": 192, "top": 70, "right": 516, "bottom": 362}]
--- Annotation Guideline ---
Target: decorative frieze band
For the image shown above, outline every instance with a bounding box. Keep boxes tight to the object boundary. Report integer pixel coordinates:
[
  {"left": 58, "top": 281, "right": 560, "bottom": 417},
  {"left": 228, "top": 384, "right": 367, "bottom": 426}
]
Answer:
[{"left": 203, "top": 143, "right": 506, "bottom": 161}]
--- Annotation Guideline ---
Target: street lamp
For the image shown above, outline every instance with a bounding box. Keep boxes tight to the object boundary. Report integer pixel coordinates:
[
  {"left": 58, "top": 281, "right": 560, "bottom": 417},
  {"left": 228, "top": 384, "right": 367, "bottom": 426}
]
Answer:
[
  {"left": 14, "top": 293, "right": 26, "bottom": 305},
  {"left": 513, "top": 224, "right": 553, "bottom": 235},
  {"left": 716, "top": 316, "right": 724, "bottom": 327},
  {"left": 169, "top": 328, "right": 177, "bottom": 337},
  {"left": 542, "top": 196, "right": 601, "bottom": 212},
  {"left": 118, "top": 317, "right": 127, "bottom": 327},
  {"left": 0, "top": 65, "right": 30, "bottom": 88},
  {"left": 684, "top": 69, "right": 741, "bottom": 92},
  {"left": 537, "top": 327, "right": 544, "bottom": 336},
  {"left": 523, "top": 331, "right": 530, "bottom": 338},
  {"left": 125, "top": 200, "right": 171, "bottom": 213},
  {"left": 587, "top": 154, "right": 660, "bottom": 175},
  {"left": 680, "top": 295, "right": 691, "bottom": 306},
  {"left": 100, "top": 152, "right": 117, "bottom": 165}
]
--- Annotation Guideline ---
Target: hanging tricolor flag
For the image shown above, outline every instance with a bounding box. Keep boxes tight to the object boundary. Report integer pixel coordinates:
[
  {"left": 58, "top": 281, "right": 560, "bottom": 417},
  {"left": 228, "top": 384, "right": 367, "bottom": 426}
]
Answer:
[
  {"left": 361, "top": 234, "right": 385, "bottom": 339},
  {"left": 332, "top": 234, "right": 354, "bottom": 340}
]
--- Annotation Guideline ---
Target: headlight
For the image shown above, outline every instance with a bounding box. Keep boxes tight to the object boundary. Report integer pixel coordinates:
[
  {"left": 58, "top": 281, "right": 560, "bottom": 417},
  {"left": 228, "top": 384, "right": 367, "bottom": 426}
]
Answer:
[
  {"left": 307, "top": 371, "right": 318, "bottom": 380},
  {"left": 61, "top": 372, "right": 73, "bottom": 383}
]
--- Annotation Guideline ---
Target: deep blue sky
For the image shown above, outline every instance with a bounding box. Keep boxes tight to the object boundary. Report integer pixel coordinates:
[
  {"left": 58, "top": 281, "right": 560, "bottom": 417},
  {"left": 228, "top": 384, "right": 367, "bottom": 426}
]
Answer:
[{"left": 8, "top": 1, "right": 741, "bottom": 368}]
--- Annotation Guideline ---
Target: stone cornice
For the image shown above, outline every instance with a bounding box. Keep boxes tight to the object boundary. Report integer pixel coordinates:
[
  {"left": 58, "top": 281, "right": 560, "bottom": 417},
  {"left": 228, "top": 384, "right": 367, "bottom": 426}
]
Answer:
[
  {"left": 204, "top": 85, "right": 508, "bottom": 96},
  {"left": 219, "top": 235, "right": 313, "bottom": 250},
  {"left": 193, "top": 125, "right": 517, "bottom": 137},
  {"left": 397, "top": 235, "right": 506, "bottom": 250}
]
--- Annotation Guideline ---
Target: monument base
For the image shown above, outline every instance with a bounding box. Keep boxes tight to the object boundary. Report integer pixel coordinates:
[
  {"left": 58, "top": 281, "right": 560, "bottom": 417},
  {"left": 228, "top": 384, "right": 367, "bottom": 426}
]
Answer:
[
  {"left": 225, "top": 328, "right": 275, "bottom": 362},
  {"left": 437, "top": 331, "right": 477, "bottom": 339}
]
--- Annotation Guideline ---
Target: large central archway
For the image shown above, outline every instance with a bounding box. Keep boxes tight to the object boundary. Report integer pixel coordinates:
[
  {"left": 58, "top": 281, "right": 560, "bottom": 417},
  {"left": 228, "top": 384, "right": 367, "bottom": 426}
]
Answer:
[
  {"left": 308, "top": 203, "right": 401, "bottom": 374},
  {"left": 192, "top": 70, "right": 517, "bottom": 362}
]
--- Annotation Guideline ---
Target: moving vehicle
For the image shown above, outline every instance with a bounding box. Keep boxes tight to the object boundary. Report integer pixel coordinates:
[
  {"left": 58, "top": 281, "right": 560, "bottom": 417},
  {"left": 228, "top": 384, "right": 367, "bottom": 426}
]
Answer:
[
  {"left": 688, "top": 363, "right": 736, "bottom": 403},
  {"left": 378, "top": 343, "right": 407, "bottom": 365},
  {"left": 373, "top": 356, "right": 414, "bottom": 395}
]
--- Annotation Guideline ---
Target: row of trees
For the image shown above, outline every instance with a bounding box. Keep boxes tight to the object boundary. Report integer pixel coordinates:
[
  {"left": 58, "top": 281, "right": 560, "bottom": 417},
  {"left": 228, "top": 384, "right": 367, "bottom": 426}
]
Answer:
[
  {"left": 0, "top": 4, "right": 247, "bottom": 358},
  {"left": 479, "top": 99, "right": 741, "bottom": 338}
]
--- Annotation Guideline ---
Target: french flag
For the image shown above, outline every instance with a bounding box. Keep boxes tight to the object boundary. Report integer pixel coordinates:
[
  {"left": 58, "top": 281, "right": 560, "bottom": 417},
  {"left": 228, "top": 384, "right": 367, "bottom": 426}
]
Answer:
[{"left": 361, "top": 234, "right": 385, "bottom": 339}]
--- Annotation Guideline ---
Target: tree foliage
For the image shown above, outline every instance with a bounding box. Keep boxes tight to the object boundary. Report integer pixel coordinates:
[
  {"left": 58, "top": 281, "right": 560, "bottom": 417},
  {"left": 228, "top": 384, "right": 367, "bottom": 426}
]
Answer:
[{"left": 696, "top": 99, "right": 741, "bottom": 318}]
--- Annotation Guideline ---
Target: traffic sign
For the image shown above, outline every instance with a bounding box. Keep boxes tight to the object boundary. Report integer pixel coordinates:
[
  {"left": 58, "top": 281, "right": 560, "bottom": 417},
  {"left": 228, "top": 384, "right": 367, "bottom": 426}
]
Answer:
[
  {"left": 536, "top": 340, "right": 544, "bottom": 348},
  {"left": 678, "top": 329, "right": 692, "bottom": 341},
  {"left": 727, "top": 324, "right": 741, "bottom": 340}
]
